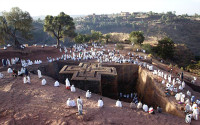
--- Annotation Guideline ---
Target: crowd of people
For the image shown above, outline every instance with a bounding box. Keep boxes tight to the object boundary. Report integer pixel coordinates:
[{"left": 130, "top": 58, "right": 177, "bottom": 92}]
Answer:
[{"left": 0, "top": 43, "right": 199, "bottom": 123}]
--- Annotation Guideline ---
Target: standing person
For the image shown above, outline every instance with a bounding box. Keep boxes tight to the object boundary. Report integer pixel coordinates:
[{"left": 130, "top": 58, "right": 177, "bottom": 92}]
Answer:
[
  {"left": 78, "top": 103, "right": 83, "bottom": 115},
  {"left": 77, "top": 96, "right": 83, "bottom": 115},
  {"left": 37, "top": 68, "right": 42, "bottom": 78},
  {"left": 180, "top": 72, "right": 184, "bottom": 81}
]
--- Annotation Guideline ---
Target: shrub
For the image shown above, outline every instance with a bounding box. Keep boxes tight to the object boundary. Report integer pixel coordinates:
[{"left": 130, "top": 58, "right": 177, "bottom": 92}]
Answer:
[{"left": 116, "top": 44, "right": 124, "bottom": 50}]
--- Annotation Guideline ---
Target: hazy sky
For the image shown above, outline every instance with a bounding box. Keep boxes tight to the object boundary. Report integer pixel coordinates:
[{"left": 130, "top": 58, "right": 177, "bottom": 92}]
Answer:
[{"left": 0, "top": 0, "right": 200, "bottom": 16}]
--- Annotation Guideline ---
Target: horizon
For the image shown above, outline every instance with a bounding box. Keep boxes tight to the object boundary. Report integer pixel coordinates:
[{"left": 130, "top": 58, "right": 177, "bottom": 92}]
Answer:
[{"left": 0, "top": 0, "right": 200, "bottom": 17}]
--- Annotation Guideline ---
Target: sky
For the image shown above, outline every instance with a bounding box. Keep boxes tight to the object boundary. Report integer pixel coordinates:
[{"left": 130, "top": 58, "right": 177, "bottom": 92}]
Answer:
[{"left": 0, "top": 0, "right": 200, "bottom": 16}]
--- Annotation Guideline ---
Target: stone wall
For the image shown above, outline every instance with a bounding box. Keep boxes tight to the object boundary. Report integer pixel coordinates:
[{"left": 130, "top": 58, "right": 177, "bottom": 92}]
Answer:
[{"left": 136, "top": 66, "right": 184, "bottom": 117}]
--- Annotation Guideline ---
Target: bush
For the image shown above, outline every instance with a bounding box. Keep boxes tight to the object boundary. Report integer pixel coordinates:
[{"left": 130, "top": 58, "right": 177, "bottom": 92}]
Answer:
[
  {"left": 142, "top": 44, "right": 153, "bottom": 54},
  {"left": 116, "top": 44, "right": 124, "bottom": 50}
]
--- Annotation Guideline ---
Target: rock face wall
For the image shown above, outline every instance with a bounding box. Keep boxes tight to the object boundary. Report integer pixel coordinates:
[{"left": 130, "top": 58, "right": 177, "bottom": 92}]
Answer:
[
  {"left": 103, "top": 64, "right": 139, "bottom": 97},
  {"left": 136, "top": 67, "right": 184, "bottom": 117}
]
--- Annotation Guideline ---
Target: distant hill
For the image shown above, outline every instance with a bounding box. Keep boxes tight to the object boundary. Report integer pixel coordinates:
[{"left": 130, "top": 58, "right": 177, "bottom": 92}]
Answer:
[
  {"left": 74, "top": 12, "right": 200, "bottom": 56},
  {"left": 32, "top": 15, "right": 85, "bottom": 20}
]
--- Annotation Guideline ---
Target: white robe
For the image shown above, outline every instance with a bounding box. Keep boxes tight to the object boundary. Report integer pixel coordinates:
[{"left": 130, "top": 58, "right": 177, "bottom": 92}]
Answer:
[
  {"left": 41, "top": 79, "right": 46, "bottom": 85},
  {"left": 137, "top": 102, "right": 142, "bottom": 109},
  {"left": 27, "top": 76, "right": 31, "bottom": 83},
  {"left": 187, "top": 90, "right": 191, "bottom": 97},
  {"left": 67, "top": 99, "right": 76, "bottom": 107},
  {"left": 86, "top": 90, "right": 91, "bottom": 98},
  {"left": 143, "top": 104, "right": 148, "bottom": 112},
  {"left": 175, "top": 93, "right": 182, "bottom": 101},
  {"left": 185, "top": 104, "right": 191, "bottom": 112},
  {"left": 182, "top": 81, "right": 185, "bottom": 89},
  {"left": 65, "top": 78, "right": 70, "bottom": 87},
  {"left": 185, "top": 114, "right": 192, "bottom": 124},
  {"left": 98, "top": 100, "right": 104, "bottom": 108},
  {"left": 70, "top": 85, "right": 76, "bottom": 92},
  {"left": 193, "top": 108, "right": 199, "bottom": 120},
  {"left": 23, "top": 77, "right": 27, "bottom": 84},
  {"left": 37, "top": 70, "right": 42, "bottom": 78},
  {"left": 54, "top": 81, "right": 60, "bottom": 87},
  {"left": 7, "top": 68, "right": 13, "bottom": 73},
  {"left": 116, "top": 100, "right": 122, "bottom": 107},
  {"left": 181, "top": 94, "right": 185, "bottom": 103}
]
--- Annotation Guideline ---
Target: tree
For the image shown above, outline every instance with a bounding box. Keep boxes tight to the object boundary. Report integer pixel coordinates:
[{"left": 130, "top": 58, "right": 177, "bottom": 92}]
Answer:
[
  {"left": 0, "top": 7, "right": 33, "bottom": 48},
  {"left": 104, "top": 33, "right": 111, "bottom": 43},
  {"left": 44, "top": 12, "right": 75, "bottom": 47},
  {"left": 154, "top": 37, "right": 175, "bottom": 59},
  {"left": 129, "top": 31, "right": 145, "bottom": 44},
  {"left": 90, "top": 30, "right": 103, "bottom": 42},
  {"left": 74, "top": 33, "right": 90, "bottom": 43}
]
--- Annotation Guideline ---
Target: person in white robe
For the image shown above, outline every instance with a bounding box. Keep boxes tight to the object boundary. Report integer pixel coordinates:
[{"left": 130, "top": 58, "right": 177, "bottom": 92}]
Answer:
[
  {"left": 37, "top": 69, "right": 42, "bottom": 78},
  {"left": 7, "top": 68, "right": 13, "bottom": 73},
  {"left": 137, "top": 102, "right": 143, "bottom": 109},
  {"left": 116, "top": 99, "right": 122, "bottom": 107},
  {"left": 181, "top": 94, "right": 185, "bottom": 103},
  {"left": 185, "top": 103, "right": 191, "bottom": 113},
  {"left": 148, "top": 107, "right": 154, "bottom": 114},
  {"left": 192, "top": 103, "right": 198, "bottom": 111},
  {"left": 97, "top": 98, "right": 104, "bottom": 108},
  {"left": 187, "top": 90, "right": 191, "bottom": 97},
  {"left": 54, "top": 81, "right": 60, "bottom": 87},
  {"left": 27, "top": 76, "right": 31, "bottom": 83},
  {"left": 86, "top": 90, "right": 91, "bottom": 99},
  {"left": 41, "top": 79, "right": 46, "bottom": 85},
  {"left": 182, "top": 81, "right": 185, "bottom": 89},
  {"left": 193, "top": 107, "right": 199, "bottom": 120},
  {"left": 77, "top": 96, "right": 83, "bottom": 106},
  {"left": 175, "top": 93, "right": 182, "bottom": 101},
  {"left": 23, "top": 76, "right": 27, "bottom": 84},
  {"left": 66, "top": 98, "right": 76, "bottom": 107},
  {"left": 65, "top": 78, "right": 70, "bottom": 90},
  {"left": 185, "top": 114, "right": 192, "bottom": 124},
  {"left": 143, "top": 104, "right": 148, "bottom": 112},
  {"left": 70, "top": 85, "right": 76, "bottom": 92}
]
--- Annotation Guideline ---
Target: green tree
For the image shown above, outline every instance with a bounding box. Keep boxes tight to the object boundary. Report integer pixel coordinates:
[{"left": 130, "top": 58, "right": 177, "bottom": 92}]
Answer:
[
  {"left": 154, "top": 37, "right": 175, "bottom": 59},
  {"left": 0, "top": 7, "right": 33, "bottom": 48},
  {"left": 104, "top": 33, "right": 111, "bottom": 43},
  {"left": 44, "top": 12, "right": 75, "bottom": 47},
  {"left": 74, "top": 33, "right": 90, "bottom": 43},
  {"left": 129, "top": 31, "right": 145, "bottom": 44},
  {"left": 91, "top": 30, "right": 103, "bottom": 42}
]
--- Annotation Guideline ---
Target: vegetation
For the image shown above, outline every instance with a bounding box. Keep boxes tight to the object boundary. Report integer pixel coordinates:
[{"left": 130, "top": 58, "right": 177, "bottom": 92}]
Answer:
[
  {"left": 116, "top": 43, "right": 124, "bottom": 50},
  {"left": 74, "top": 12, "right": 200, "bottom": 56},
  {"left": 153, "top": 37, "right": 175, "bottom": 60},
  {"left": 44, "top": 12, "right": 76, "bottom": 47},
  {"left": 0, "top": 7, "right": 33, "bottom": 48},
  {"left": 186, "top": 61, "right": 200, "bottom": 76},
  {"left": 74, "top": 33, "right": 90, "bottom": 43},
  {"left": 129, "top": 31, "right": 145, "bottom": 45}
]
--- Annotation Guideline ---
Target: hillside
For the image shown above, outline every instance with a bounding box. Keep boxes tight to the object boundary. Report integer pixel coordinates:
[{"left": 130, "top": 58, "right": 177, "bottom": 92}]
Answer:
[{"left": 74, "top": 12, "right": 200, "bottom": 56}]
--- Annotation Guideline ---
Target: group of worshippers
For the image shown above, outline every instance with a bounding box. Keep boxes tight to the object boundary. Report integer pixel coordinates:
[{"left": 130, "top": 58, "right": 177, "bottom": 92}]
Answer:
[
  {"left": 152, "top": 65, "right": 199, "bottom": 123},
  {"left": 64, "top": 78, "right": 103, "bottom": 115},
  {"left": 46, "top": 43, "right": 149, "bottom": 68}
]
